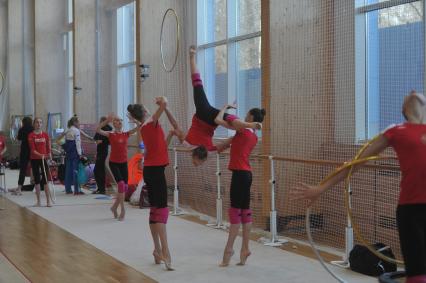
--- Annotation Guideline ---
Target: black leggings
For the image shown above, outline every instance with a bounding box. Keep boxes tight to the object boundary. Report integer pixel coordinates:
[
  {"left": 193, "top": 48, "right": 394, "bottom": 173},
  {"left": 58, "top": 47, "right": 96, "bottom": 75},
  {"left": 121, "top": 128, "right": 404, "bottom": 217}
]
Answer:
[
  {"left": 193, "top": 85, "right": 229, "bottom": 126},
  {"left": 396, "top": 204, "right": 426, "bottom": 277},
  {"left": 94, "top": 155, "right": 107, "bottom": 192},
  {"left": 230, "top": 170, "right": 252, "bottom": 209},
  {"left": 109, "top": 162, "right": 128, "bottom": 184},
  {"left": 18, "top": 156, "right": 30, "bottom": 186},
  {"left": 144, "top": 166, "right": 168, "bottom": 208},
  {"left": 31, "top": 159, "right": 48, "bottom": 186}
]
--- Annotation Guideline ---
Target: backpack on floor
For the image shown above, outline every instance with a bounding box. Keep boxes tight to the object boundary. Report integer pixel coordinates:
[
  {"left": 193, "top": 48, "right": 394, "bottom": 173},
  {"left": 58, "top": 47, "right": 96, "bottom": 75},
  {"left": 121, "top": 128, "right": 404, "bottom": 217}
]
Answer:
[
  {"left": 77, "top": 162, "right": 88, "bottom": 185},
  {"left": 349, "top": 243, "right": 397, "bottom": 276},
  {"left": 57, "top": 164, "right": 65, "bottom": 182},
  {"left": 8, "top": 158, "right": 19, "bottom": 169},
  {"left": 22, "top": 184, "right": 35, "bottom": 191}
]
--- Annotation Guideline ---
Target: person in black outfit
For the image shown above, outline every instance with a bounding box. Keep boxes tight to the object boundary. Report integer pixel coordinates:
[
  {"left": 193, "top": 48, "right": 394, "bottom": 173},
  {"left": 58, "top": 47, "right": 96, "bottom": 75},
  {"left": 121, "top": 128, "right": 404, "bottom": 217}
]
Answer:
[
  {"left": 12, "top": 117, "right": 34, "bottom": 195},
  {"left": 93, "top": 117, "right": 112, "bottom": 194}
]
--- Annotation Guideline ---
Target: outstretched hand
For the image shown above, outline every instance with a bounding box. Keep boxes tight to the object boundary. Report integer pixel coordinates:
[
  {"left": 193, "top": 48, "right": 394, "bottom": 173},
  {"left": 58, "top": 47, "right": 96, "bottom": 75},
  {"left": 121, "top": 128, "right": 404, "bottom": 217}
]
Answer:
[{"left": 290, "top": 182, "right": 324, "bottom": 207}]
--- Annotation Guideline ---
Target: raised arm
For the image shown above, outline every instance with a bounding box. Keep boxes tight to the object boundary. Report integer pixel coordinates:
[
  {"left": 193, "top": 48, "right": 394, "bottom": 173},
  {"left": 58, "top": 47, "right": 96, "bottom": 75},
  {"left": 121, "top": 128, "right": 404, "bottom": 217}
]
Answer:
[
  {"left": 164, "top": 107, "right": 185, "bottom": 143},
  {"left": 164, "top": 107, "right": 180, "bottom": 131},
  {"left": 127, "top": 114, "right": 142, "bottom": 135},
  {"left": 292, "top": 134, "right": 390, "bottom": 206},
  {"left": 96, "top": 116, "right": 113, "bottom": 137},
  {"left": 151, "top": 97, "right": 168, "bottom": 124},
  {"left": 189, "top": 45, "right": 198, "bottom": 75}
]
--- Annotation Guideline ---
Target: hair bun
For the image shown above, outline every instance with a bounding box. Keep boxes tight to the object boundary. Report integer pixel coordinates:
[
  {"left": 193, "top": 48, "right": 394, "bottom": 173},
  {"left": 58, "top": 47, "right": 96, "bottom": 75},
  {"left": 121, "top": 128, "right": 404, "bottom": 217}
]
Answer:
[{"left": 261, "top": 109, "right": 266, "bottom": 116}]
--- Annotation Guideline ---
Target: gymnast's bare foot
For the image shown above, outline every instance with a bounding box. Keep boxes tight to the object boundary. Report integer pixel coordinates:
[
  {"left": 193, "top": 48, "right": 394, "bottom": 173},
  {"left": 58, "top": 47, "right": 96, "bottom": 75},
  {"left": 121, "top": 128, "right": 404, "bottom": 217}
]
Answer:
[
  {"left": 219, "top": 250, "right": 234, "bottom": 267},
  {"left": 237, "top": 249, "right": 251, "bottom": 266},
  {"left": 153, "top": 250, "right": 162, "bottom": 264},
  {"left": 110, "top": 206, "right": 118, "bottom": 219},
  {"left": 118, "top": 211, "right": 125, "bottom": 221},
  {"left": 161, "top": 252, "right": 174, "bottom": 271}
]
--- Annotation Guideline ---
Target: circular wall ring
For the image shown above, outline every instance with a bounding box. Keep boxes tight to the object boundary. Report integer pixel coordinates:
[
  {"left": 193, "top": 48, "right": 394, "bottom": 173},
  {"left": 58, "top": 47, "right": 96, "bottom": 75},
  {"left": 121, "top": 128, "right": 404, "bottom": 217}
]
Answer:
[{"left": 160, "top": 8, "right": 180, "bottom": 73}]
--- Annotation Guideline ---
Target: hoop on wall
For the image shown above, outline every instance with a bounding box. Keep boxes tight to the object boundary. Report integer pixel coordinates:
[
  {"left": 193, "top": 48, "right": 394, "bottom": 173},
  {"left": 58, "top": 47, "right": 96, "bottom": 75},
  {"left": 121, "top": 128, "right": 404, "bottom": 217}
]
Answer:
[{"left": 160, "top": 8, "right": 180, "bottom": 73}]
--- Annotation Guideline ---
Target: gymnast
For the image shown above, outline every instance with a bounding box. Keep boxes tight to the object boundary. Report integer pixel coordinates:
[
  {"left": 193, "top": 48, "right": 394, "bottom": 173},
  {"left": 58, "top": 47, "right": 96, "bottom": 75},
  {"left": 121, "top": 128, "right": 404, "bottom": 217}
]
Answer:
[
  {"left": 28, "top": 117, "right": 53, "bottom": 207},
  {"left": 293, "top": 91, "right": 426, "bottom": 283},
  {"left": 214, "top": 104, "right": 266, "bottom": 267},
  {"left": 127, "top": 97, "right": 174, "bottom": 271},
  {"left": 163, "top": 45, "right": 262, "bottom": 166},
  {"left": 96, "top": 114, "right": 139, "bottom": 221}
]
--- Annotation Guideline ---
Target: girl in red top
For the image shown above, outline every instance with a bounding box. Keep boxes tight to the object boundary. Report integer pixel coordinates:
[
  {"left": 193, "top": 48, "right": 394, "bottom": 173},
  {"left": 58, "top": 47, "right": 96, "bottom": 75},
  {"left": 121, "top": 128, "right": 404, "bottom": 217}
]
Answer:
[
  {"left": 163, "top": 46, "right": 262, "bottom": 166},
  {"left": 127, "top": 97, "right": 174, "bottom": 271},
  {"left": 215, "top": 105, "right": 266, "bottom": 267},
  {"left": 96, "top": 115, "right": 139, "bottom": 221},
  {"left": 28, "top": 117, "right": 52, "bottom": 207},
  {"left": 293, "top": 91, "right": 426, "bottom": 283}
]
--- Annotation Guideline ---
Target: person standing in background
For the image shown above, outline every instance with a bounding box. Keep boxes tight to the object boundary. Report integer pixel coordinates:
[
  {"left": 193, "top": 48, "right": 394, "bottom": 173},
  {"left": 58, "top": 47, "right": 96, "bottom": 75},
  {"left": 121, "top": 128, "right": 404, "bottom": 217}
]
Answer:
[
  {"left": 93, "top": 116, "right": 112, "bottom": 194},
  {"left": 28, "top": 117, "right": 52, "bottom": 207},
  {"left": 57, "top": 115, "right": 93, "bottom": 195},
  {"left": 12, "top": 117, "right": 33, "bottom": 195}
]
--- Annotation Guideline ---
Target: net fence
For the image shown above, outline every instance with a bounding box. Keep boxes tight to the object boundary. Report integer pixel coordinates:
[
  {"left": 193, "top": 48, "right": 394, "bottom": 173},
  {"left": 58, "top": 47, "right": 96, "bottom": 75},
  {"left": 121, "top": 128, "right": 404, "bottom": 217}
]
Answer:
[{"left": 153, "top": 0, "right": 425, "bottom": 263}]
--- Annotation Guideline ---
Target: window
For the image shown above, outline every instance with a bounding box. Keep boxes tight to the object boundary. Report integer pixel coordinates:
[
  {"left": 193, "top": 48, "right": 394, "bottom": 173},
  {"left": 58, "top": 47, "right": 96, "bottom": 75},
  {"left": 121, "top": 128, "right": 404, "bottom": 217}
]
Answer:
[
  {"left": 68, "top": 0, "right": 73, "bottom": 24},
  {"left": 117, "top": 2, "right": 136, "bottom": 130},
  {"left": 355, "top": 0, "right": 424, "bottom": 140},
  {"left": 65, "top": 0, "right": 73, "bottom": 119},
  {"left": 197, "top": 0, "right": 261, "bottom": 137}
]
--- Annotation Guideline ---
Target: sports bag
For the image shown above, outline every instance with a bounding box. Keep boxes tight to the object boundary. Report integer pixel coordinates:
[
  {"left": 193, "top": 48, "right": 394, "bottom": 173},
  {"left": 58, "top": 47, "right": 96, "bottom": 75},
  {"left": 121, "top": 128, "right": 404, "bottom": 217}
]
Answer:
[{"left": 349, "top": 243, "right": 397, "bottom": 276}]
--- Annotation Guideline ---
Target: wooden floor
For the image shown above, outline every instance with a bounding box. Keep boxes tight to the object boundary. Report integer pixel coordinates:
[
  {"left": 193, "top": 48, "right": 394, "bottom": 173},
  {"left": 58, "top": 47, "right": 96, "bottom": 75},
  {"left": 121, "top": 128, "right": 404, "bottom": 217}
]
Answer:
[{"left": 0, "top": 197, "right": 156, "bottom": 283}]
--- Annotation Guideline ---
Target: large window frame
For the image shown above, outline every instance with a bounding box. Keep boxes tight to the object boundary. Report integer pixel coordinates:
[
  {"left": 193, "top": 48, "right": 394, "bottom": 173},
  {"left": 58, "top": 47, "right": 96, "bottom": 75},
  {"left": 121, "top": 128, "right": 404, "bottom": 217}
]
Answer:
[
  {"left": 116, "top": 1, "right": 136, "bottom": 130},
  {"left": 64, "top": 0, "right": 73, "bottom": 119},
  {"left": 197, "top": 0, "right": 262, "bottom": 137},
  {"left": 355, "top": 0, "right": 426, "bottom": 141}
]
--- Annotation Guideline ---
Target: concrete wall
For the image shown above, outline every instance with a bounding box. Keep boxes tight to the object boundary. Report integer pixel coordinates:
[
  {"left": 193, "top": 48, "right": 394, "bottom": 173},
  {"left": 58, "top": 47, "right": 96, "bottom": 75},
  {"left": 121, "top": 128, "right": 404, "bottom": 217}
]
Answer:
[
  {"left": 0, "top": 0, "right": 8, "bottom": 131},
  {"left": 270, "top": 0, "right": 335, "bottom": 158},
  {"left": 74, "top": 0, "right": 96, "bottom": 123},
  {"left": 98, "top": 1, "right": 116, "bottom": 119},
  {"left": 34, "top": 0, "right": 67, "bottom": 124},
  {"left": 7, "top": 0, "right": 35, "bottom": 123}
]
